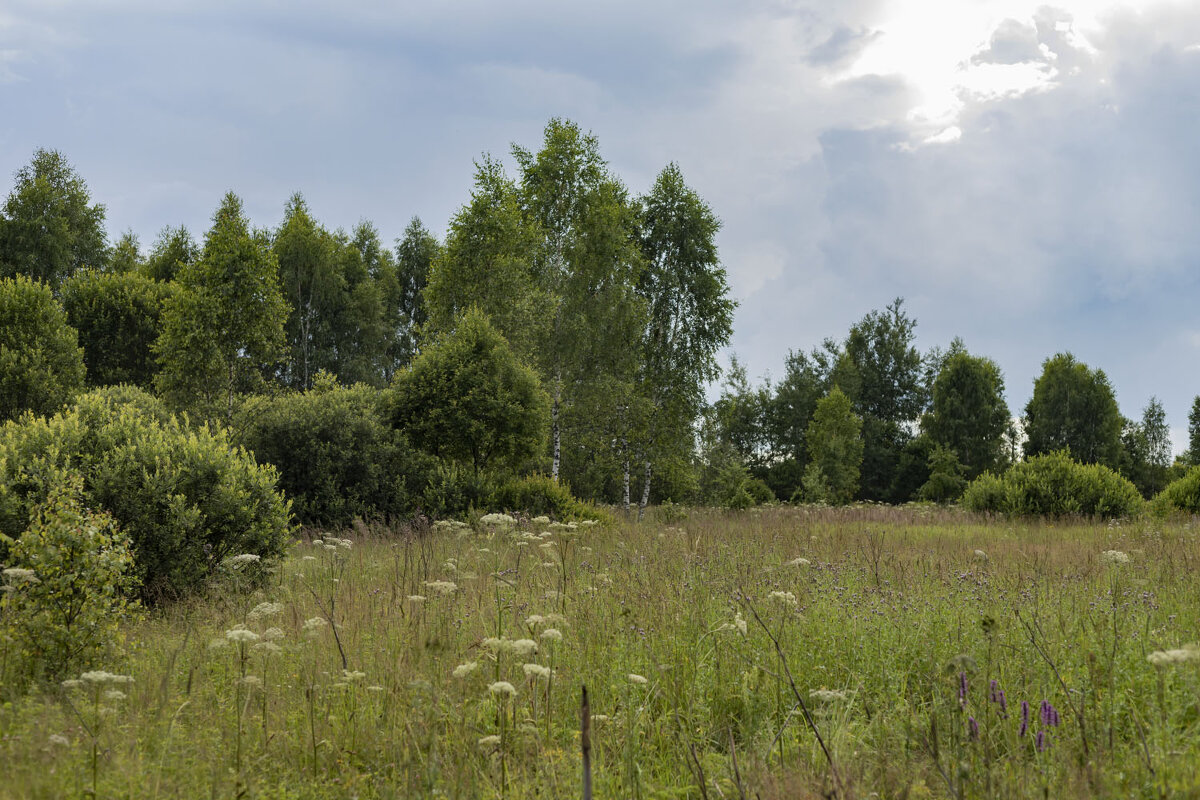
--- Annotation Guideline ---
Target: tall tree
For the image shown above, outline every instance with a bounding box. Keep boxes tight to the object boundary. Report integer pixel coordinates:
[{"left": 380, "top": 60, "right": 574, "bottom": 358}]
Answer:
[
  {"left": 833, "top": 298, "right": 926, "bottom": 501},
  {"left": 513, "top": 118, "right": 643, "bottom": 482},
  {"left": 394, "top": 217, "right": 439, "bottom": 364},
  {"left": 155, "top": 192, "right": 289, "bottom": 421},
  {"left": 106, "top": 232, "right": 142, "bottom": 274},
  {"left": 273, "top": 193, "right": 342, "bottom": 389},
  {"left": 335, "top": 221, "right": 399, "bottom": 386},
  {"left": 923, "top": 349, "right": 1010, "bottom": 478},
  {"left": 0, "top": 149, "right": 108, "bottom": 288},
  {"left": 633, "top": 162, "right": 734, "bottom": 516},
  {"left": 1023, "top": 352, "right": 1123, "bottom": 468},
  {"left": 1121, "top": 397, "right": 1172, "bottom": 497},
  {"left": 140, "top": 225, "right": 199, "bottom": 283},
  {"left": 424, "top": 157, "right": 546, "bottom": 361},
  {"left": 1187, "top": 396, "right": 1200, "bottom": 466}
]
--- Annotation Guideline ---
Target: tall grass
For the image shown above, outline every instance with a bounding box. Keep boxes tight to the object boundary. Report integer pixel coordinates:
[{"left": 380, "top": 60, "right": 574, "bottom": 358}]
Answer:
[{"left": 2, "top": 507, "right": 1199, "bottom": 798}]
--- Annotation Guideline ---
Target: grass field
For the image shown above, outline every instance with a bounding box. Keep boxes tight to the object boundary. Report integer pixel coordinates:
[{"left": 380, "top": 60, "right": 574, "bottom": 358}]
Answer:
[{"left": 3, "top": 505, "right": 1200, "bottom": 799}]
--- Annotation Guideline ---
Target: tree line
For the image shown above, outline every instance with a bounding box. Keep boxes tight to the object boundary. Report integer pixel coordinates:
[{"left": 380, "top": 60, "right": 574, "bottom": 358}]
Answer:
[{"left": 0, "top": 119, "right": 735, "bottom": 519}]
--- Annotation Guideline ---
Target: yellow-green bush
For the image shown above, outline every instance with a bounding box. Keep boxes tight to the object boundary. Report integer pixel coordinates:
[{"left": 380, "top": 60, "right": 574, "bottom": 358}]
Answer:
[{"left": 961, "top": 450, "right": 1143, "bottom": 517}]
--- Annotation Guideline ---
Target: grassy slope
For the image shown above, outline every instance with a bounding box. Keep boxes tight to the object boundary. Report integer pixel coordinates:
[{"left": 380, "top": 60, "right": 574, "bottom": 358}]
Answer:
[{"left": 3, "top": 506, "right": 1200, "bottom": 799}]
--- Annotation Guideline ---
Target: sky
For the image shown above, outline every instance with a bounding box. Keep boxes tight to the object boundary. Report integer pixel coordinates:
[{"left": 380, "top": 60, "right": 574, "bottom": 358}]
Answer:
[{"left": 2, "top": 0, "right": 1199, "bottom": 452}]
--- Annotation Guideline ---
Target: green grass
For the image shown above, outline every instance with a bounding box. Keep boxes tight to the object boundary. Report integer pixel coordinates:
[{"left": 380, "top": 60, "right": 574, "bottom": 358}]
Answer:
[{"left": 3, "top": 506, "right": 1200, "bottom": 799}]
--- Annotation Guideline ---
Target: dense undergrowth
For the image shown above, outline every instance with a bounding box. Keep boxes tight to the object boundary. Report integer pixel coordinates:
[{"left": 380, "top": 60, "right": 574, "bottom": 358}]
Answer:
[{"left": 2, "top": 506, "right": 1200, "bottom": 799}]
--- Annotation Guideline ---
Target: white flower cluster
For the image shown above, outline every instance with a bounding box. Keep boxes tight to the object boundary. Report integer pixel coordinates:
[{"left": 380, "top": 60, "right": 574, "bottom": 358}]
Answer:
[
  {"left": 479, "top": 513, "right": 516, "bottom": 527},
  {"left": 1100, "top": 550, "right": 1131, "bottom": 565},
  {"left": 1147, "top": 645, "right": 1200, "bottom": 666}
]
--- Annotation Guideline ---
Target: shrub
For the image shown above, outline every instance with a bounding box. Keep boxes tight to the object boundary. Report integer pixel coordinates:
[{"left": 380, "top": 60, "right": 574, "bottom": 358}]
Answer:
[
  {"left": 0, "top": 387, "right": 292, "bottom": 601},
  {"left": 1152, "top": 466, "right": 1200, "bottom": 515},
  {"left": 1, "top": 474, "right": 138, "bottom": 685},
  {"left": 961, "top": 450, "right": 1143, "bottom": 518},
  {"left": 420, "top": 462, "right": 497, "bottom": 520},
  {"left": 490, "top": 474, "right": 605, "bottom": 521},
  {"left": 59, "top": 270, "right": 176, "bottom": 388},
  {"left": 0, "top": 275, "right": 86, "bottom": 422},
  {"left": 236, "top": 375, "right": 434, "bottom": 527}
]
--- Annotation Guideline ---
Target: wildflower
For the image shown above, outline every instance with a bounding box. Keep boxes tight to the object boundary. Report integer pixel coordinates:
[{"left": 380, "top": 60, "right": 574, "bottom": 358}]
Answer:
[
  {"left": 787, "top": 557, "right": 811, "bottom": 567},
  {"left": 301, "top": 555, "right": 317, "bottom": 562},
  {"left": 226, "top": 627, "right": 260, "bottom": 644},
  {"left": 482, "top": 637, "right": 508, "bottom": 652},
  {"left": 532, "top": 515, "right": 551, "bottom": 525},
  {"left": 734, "top": 612, "right": 747, "bottom": 636},
  {"left": 510, "top": 639, "right": 538, "bottom": 657},
  {"left": 49, "top": 734, "right": 70, "bottom": 747},
  {"left": 1147, "top": 646, "right": 1200, "bottom": 666},
  {"left": 479, "top": 513, "right": 516, "bottom": 527},
  {"left": 301, "top": 617, "right": 328, "bottom": 637},
  {"left": 541, "top": 628, "right": 563, "bottom": 643},
  {"left": 478, "top": 735, "right": 501, "bottom": 748},
  {"left": 367, "top": 685, "right": 385, "bottom": 693},
  {"left": 80, "top": 671, "right": 134, "bottom": 686},
  {"left": 1100, "top": 550, "right": 1131, "bottom": 565},
  {"left": 241, "top": 676, "right": 262, "bottom": 687},
  {"left": 488, "top": 681, "right": 517, "bottom": 699},
  {"left": 61, "top": 679, "right": 83, "bottom": 690},
  {"left": 311, "top": 539, "right": 323, "bottom": 546},
  {"left": 342, "top": 670, "right": 366, "bottom": 682},
  {"left": 525, "top": 614, "right": 546, "bottom": 628},
  {"left": 628, "top": 674, "right": 649, "bottom": 685},
  {"left": 248, "top": 601, "right": 283, "bottom": 621},
  {"left": 768, "top": 590, "right": 798, "bottom": 608},
  {"left": 541, "top": 561, "right": 557, "bottom": 568},
  {"left": 1040, "top": 700, "right": 1060, "bottom": 727},
  {"left": 262, "top": 627, "right": 285, "bottom": 641},
  {"left": 523, "top": 663, "right": 551, "bottom": 680},
  {"left": 453, "top": 662, "right": 479, "bottom": 678},
  {"left": 424, "top": 580, "right": 458, "bottom": 595},
  {"left": 2, "top": 567, "right": 37, "bottom": 584},
  {"left": 968, "top": 716, "right": 979, "bottom": 740},
  {"left": 1036, "top": 729, "right": 1048, "bottom": 752},
  {"left": 253, "top": 641, "right": 283, "bottom": 655},
  {"left": 1019, "top": 700, "right": 1030, "bottom": 737},
  {"left": 809, "top": 688, "right": 848, "bottom": 703},
  {"left": 973, "top": 549, "right": 989, "bottom": 561},
  {"left": 208, "top": 637, "right": 229, "bottom": 650},
  {"left": 225, "top": 554, "right": 261, "bottom": 568},
  {"left": 539, "top": 541, "right": 555, "bottom": 550},
  {"left": 104, "top": 689, "right": 127, "bottom": 702},
  {"left": 407, "top": 594, "right": 427, "bottom": 603},
  {"left": 591, "top": 714, "right": 610, "bottom": 723}
]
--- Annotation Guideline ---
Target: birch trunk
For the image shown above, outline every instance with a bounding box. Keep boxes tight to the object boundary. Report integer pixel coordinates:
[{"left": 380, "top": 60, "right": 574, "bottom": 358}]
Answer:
[
  {"left": 637, "top": 460, "right": 652, "bottom": 521},
  {"left": 551, "top": 389, "right": 561, "bottom": 482},
  {"left": 622, "top": 453, "right": 631, "bottom": 516}
]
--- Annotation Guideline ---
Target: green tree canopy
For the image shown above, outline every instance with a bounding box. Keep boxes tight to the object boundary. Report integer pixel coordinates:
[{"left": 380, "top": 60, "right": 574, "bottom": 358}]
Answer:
[
  {"left": 394, "top": 216, "right": 439, "bottom": 364},
  {"left": 1187, "top": 396, "right": 1200, "bottom": 466},
  {"left": 0, "top": 275, "right": 86, "bottom": 422},
  {"left": 1023, "top": 352, "right": 1123, "bottom": 468},
  {"left": 923, "top": 349, "right": 1010, "bottom": 478},
  {"left": 805, "top": 386, "right": 864, "bottom": 505},
  {"left": 140, "top": 225, "right": 199, "bottom": 283},
  {"left": 0, "top": 149, "right": 108, "bottom": 288},
  {"left": 390, "top": 308, "right": 549, "bottom": 475},
  {"left": 60, "top": 270, "right": 176, "bottom": 389},
  {"left": 1120, "top": 397, "right": 1172, "bottom": 497},
  {"left": 155, "top": 192, "right": 289, "bottom": 421}
]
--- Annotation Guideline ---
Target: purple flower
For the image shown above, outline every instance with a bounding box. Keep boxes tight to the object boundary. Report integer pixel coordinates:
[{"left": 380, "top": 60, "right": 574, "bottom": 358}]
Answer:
[
  {"left": 959, "top": 672, "right": 969, "bottom": 707},
  {"left": 1039, "top": 700, "right": 1060, "bottom": 727},
  {"left": 998, "top": 689, "right": 1008, "bottom": 716},
  {"left": 1036, "top": 729, "right": 1048, "bottom": 752},
  {"left": 968, "top": 716, "right": 979, "bottom": 740},
  {"left": 1019, "top": 700, "right": 1030, "bottom": 737},
  {"left": 989, "top": 679, "right": 998, "bottom": 703}
]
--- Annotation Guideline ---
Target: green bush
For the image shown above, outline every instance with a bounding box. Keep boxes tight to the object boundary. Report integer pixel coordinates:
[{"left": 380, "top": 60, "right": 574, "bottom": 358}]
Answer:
[
  {"left": 490, "top": 474, "right": 605, "bottom": 521},
  {"left": 1, "top": 474, "right": 139, "bottom": 685},
  {"left": 0, "top": 275, "right": 86, "bottom": 422},
  {"left": 1152, "top": 466, "right": 1200, "bottom": 515},
  {"left": 59, "top": 270, "right": 176, "bottom": 389},
  {"left": 0, "top": 387, "right": 292, "bottom": 601},
  {"left": 420, "top": 462, "right": 497, "bottom": 520},
  {"left": 236, "top": 376, "right": 434, "bottom": 527},
  {"left": 961, "top": 450, "right": 1143, "bottom": 518}
]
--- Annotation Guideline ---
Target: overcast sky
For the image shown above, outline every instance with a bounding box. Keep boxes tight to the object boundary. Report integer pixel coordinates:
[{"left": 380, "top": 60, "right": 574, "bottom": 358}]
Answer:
[{"left": 3, "top": 1, "right": 1198, "bottom": 451}]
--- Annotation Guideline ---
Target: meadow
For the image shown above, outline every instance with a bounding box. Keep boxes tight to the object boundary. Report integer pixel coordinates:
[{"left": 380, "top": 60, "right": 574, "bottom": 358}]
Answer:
[{"left": 3, "top": 505, "right": 1200, "bottom": 799}]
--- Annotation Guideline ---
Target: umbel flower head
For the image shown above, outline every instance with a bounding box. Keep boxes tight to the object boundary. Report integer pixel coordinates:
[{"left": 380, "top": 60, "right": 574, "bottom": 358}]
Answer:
[
  {"left": 1147, "top": 645, "right": 1200, "bottom": 666},
  {"left": 488, "top": 681, "right": 517, "bottom": 699},
  {"left": 1100, "top": 550, "right": 1131, "bottom": 565}
]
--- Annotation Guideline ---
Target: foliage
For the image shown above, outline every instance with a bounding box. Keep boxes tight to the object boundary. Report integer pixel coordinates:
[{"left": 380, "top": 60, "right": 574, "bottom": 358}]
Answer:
[
  {"left": 490, "top": 474, "right": 604, "bottom": 521},
  {"left": 0, "top": 387, "right": 293, "bottom": 601},
  {"left": 1, "top": 475, "right": 138, "bottom": 684},
  {"left": 1186, "top": 396, "right": 1200, "bottom": 466},
  {"left": 0, "top": 275, "right": 86, "bottom": 422},
  {"left": 961, "top": 450, "right": 1143, "bottom": 517},
  {"left": 806, "top": 386, "right": 864, "bottom": 505},
  {"left": 419, "top": 462, "right": 498, "bottom": 520},
  {"left": 0, "top": 149, "right": 107, "bottom": 288},
  {"left": 1152, "top": 466, "right": 1200, "bottom": 516},
  {"left": 1121, "top": 397, "right": 1172, "bottom": 498},
  {"left": 155, "top": 192, "right": 289, "bottom": 422},
  {"left": 924, "top": 349, "right": 1010, "bottom": 478},
  {"left": 139, "top": 225, "right": 199, "bottom": 283},
  {"left": 917, "top": 444, "right": 968, "bottom": 504},
  {"left": 59, "top": 270, "right": 176, "bottom": 388},
  {"left": 106, "top": 231, "right": 141, "bottom": 273},
  {"left": 393, "top": 216, "right": 439, "bottom": 365},
  {"left": 236, "top": 374, "right": 434, "bottom": 527},
  {"left": 1023, "top": 352, "right": 1123, "bottom": 469},
  {"left": 391, "top": 309, "right": 549, "bottom": 475}
]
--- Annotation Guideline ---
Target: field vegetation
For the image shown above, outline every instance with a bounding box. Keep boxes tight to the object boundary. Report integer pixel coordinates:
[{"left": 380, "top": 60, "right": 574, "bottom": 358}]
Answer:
[{"left": 4, "top": 506, "right": 1200, "bottom": 799}]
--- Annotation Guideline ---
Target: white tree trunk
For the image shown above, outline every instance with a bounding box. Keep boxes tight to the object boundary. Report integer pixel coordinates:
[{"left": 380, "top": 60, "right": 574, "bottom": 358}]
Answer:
[
  {"left": 551, "top": 394, "right": 561, "bottom": 482},
  {"left": 622, "top": 453, "right": 631, "bottom": 516},
  {"left": 637, "top": 460, "right": 652, "bottom": 521}
]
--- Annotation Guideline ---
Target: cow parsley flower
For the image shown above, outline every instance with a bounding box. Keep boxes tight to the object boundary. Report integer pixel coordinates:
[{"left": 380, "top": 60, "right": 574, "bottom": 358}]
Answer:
[
  {"left": 226, "top": 627, "right": 260, "bottom": 644},
  {"left": 453, "top": 662, "right": 479, "bottom": 678},
  {"left": 768, "top": 590, "right": 798, "bottom": 608},
  {"left": 628, "top": 673, "right": 648, "bottom": 685},
  {"left": 1100, "top": 550, "right": 1131, "bottom": 565},
  {"left": 248, "top": 601, "right": 283, "bottom": 621},
  {"left": 523, "top": 663, "right": 551, "bottom": 680},
  {"left": 488, "top": 681, "right": 517, "bottom": 698},
  {"left": 541, "top": 628, "right": 563, "bottom": 643}
]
